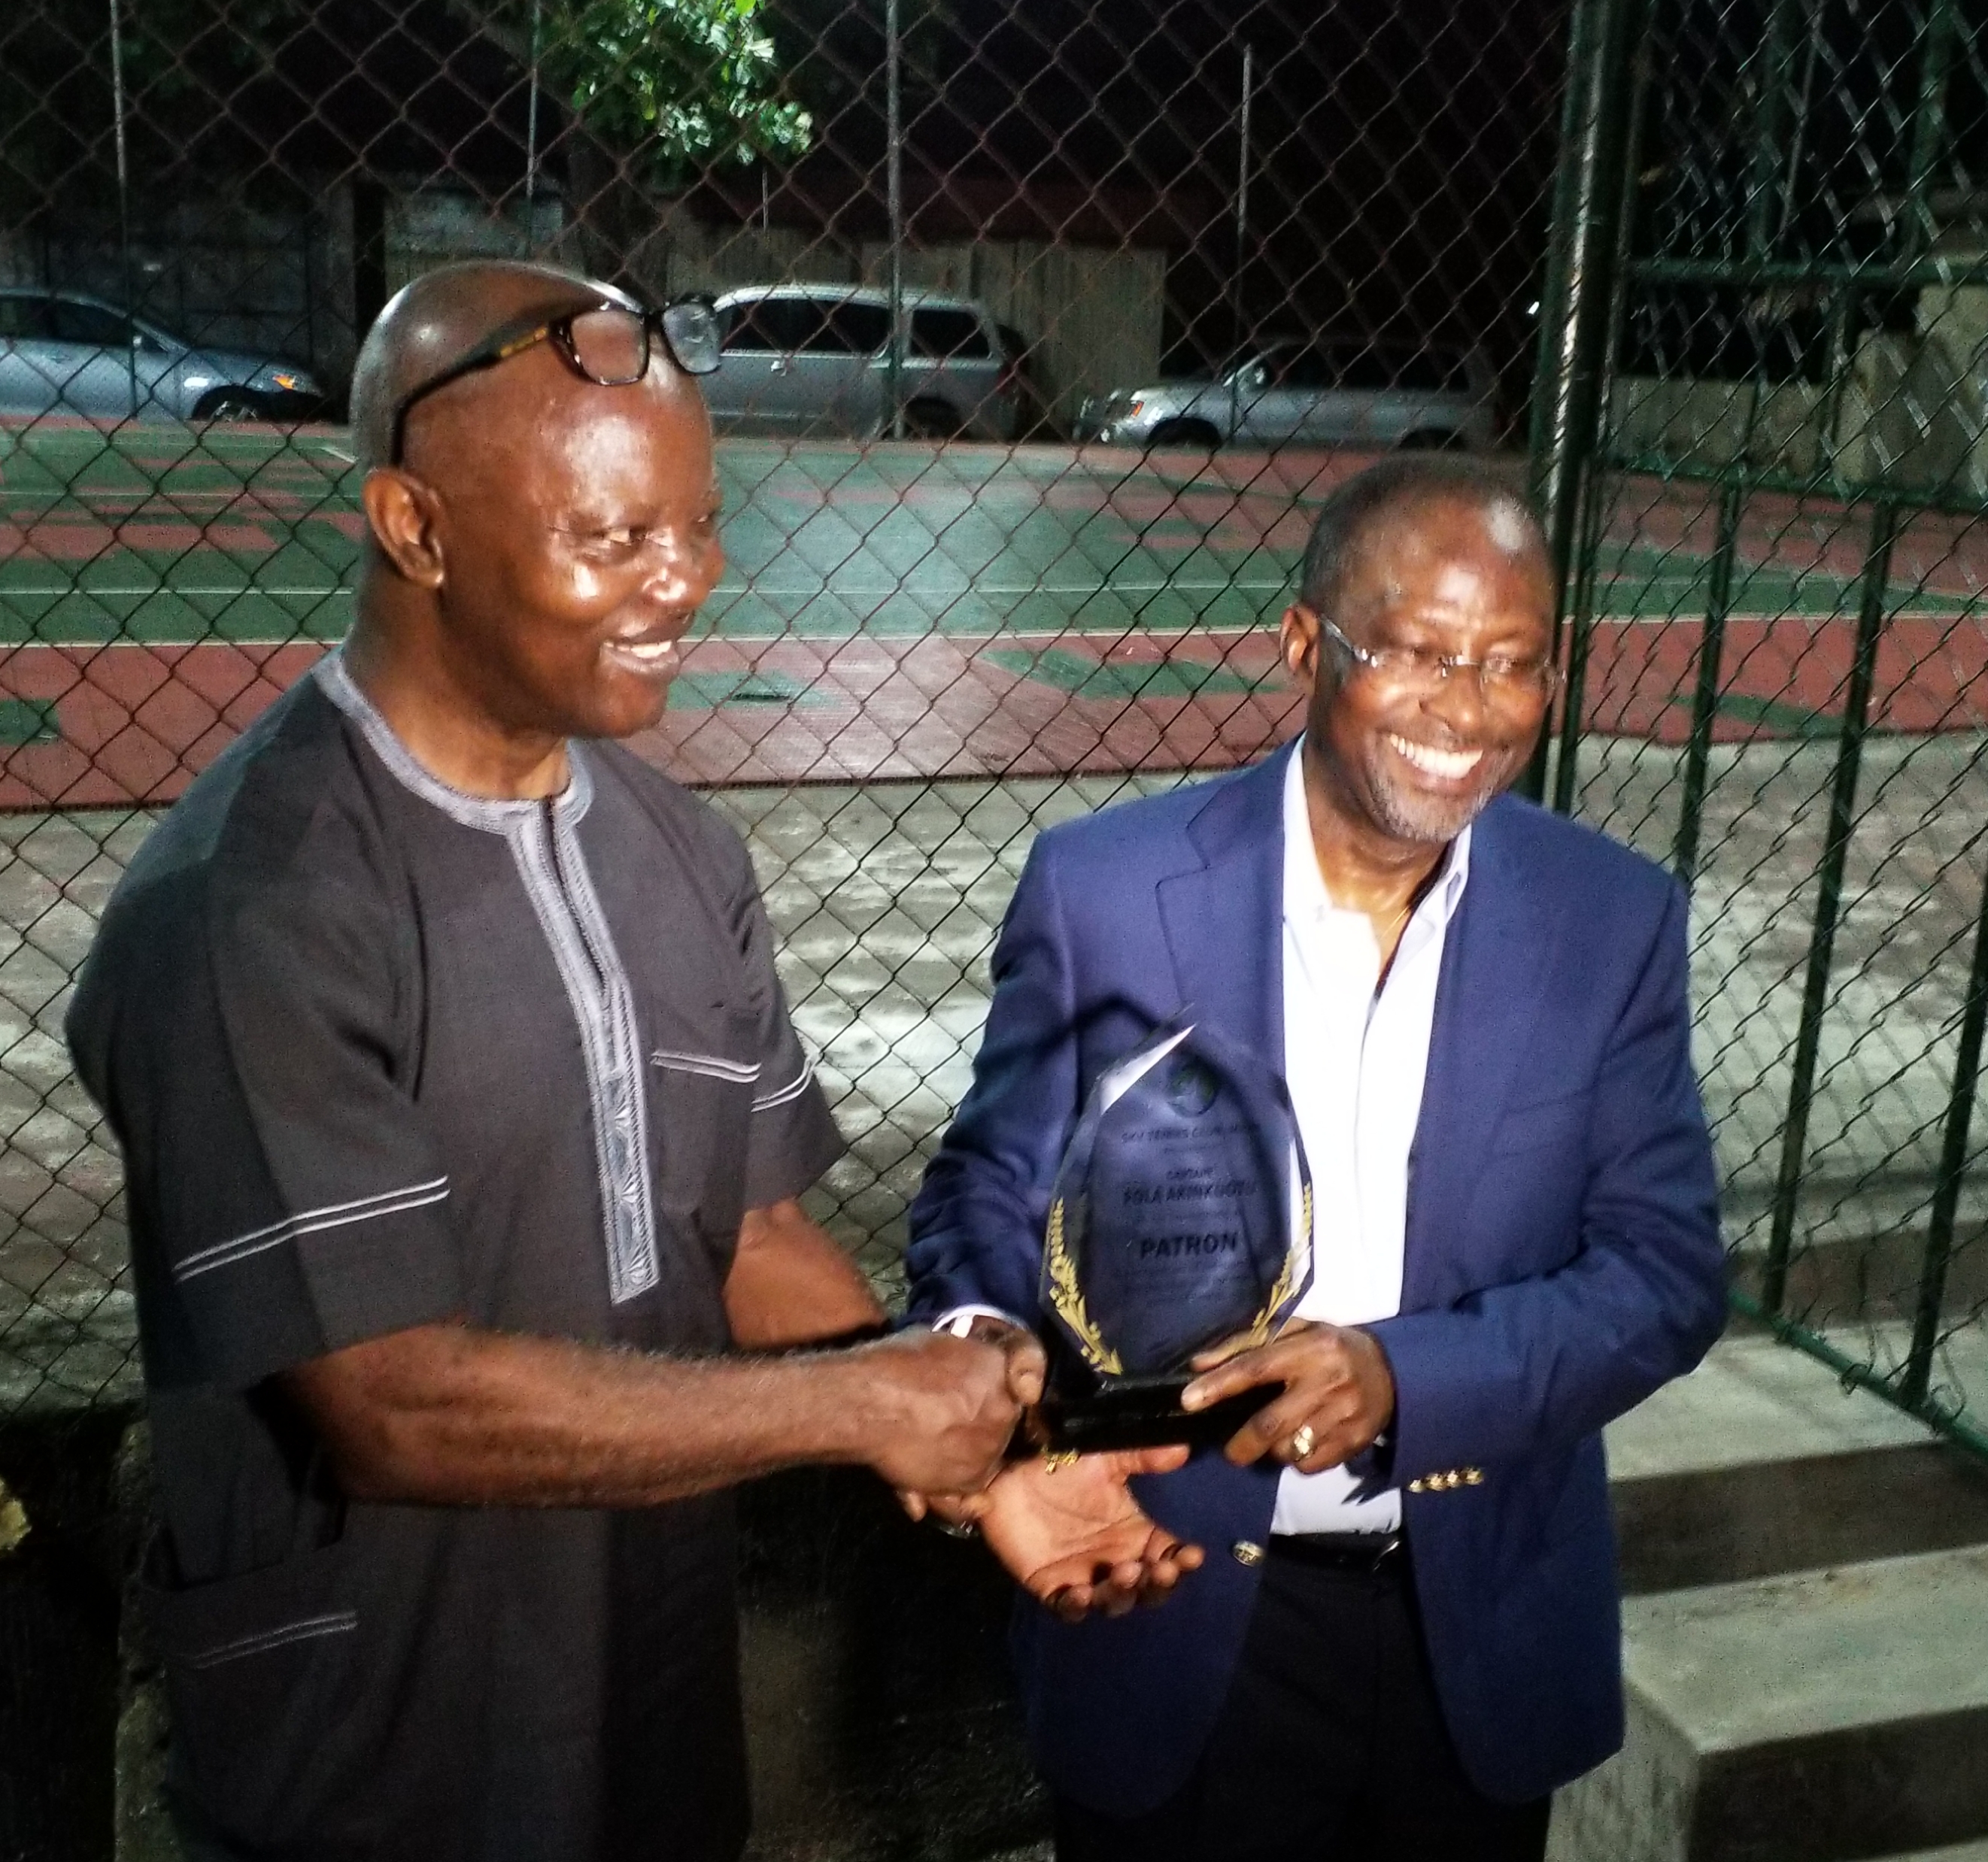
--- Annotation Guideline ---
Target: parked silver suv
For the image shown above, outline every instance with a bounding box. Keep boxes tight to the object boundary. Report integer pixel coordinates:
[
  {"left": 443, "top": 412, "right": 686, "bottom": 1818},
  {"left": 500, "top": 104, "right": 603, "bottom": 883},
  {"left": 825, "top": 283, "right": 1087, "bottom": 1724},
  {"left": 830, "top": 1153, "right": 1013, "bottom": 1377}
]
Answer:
[
  {"left": 0, "top": 289, "right": 324, "bottom": 423},
  {"left": 702, "top": 284, "right": 1017, "bottom": 441},
  {"left": 1076, "top": 339, "right": 1496, "bottom": 451}
]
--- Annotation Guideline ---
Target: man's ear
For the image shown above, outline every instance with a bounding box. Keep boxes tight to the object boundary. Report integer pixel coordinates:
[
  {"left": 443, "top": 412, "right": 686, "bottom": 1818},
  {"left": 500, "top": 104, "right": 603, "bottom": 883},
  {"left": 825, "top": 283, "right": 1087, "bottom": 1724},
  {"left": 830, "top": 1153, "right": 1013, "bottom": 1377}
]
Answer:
[
  {"left": 1279, "top": 603, "right": 1320, "bottom": 695},
  {"left": 361, "top": 469, "right": 448, "bottom": 590}
]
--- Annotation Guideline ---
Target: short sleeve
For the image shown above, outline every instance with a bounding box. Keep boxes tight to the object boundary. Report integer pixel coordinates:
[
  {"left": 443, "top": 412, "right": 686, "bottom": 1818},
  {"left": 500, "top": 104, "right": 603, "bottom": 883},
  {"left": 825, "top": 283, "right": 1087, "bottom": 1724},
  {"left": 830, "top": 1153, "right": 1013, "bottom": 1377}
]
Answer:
[
  {"left": 730, "top": 868, "right": 844, "bottom": 1211},
  {"left": 68, "top": 835, "right": 463, "bottom": 1391}
]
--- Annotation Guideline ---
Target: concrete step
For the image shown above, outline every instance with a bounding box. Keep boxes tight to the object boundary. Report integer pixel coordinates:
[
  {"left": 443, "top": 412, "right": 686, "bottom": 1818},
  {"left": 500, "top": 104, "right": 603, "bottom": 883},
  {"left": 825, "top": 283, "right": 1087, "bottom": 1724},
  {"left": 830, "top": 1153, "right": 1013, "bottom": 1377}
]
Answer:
[
  {"left": 1552, "top": 1547, "right": 1988, "bottom": 1862},
  {"left": 1554, "top": 1331, "right": 1988, "bottom": 1862},
  {"left": 1605, "top": 1333, "right": 1988, "bottom": 1590}
]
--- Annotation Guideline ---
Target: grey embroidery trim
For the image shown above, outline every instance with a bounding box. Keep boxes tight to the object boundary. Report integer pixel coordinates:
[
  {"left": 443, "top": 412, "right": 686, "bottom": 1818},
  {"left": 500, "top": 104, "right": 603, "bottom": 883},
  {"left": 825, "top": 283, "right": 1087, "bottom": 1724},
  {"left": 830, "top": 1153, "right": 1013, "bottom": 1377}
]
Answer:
[
  {"left": 509, "top": 804, "right": 659, "bottom": 1304},
  {"left": 175, "top": 1178, "right": 451, "bottom": 1284},
  {"left": 752, "top": 1057, "right": 815, "bottom": 1112},
  {"left": 652, "top": 1049, "right": 761, "bottom": 1084},
  {"left": 316, "top": 651, "right": 657, "bottom": 1306},
  {"left": 185, "top": 1611, "right": 359, "bottom": 1669},
  {"left": 314, "top": 652, "right": 592, "bottom": 833}
]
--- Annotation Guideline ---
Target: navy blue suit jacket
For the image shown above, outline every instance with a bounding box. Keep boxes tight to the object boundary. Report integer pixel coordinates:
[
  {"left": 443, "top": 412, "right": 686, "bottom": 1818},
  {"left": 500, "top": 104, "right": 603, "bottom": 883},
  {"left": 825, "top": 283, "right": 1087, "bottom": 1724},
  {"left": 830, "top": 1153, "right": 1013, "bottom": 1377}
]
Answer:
[{"left": 905, "top": 742, "right": 1725, "bottom": 1814}]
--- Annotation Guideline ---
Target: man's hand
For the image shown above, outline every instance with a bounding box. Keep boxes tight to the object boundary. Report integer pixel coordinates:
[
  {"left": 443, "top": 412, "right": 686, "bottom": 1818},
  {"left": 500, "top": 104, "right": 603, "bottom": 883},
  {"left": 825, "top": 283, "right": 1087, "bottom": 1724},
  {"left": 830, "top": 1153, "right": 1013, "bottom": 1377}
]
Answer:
[
  {"left": 972, "top": 1448, "right": 1205, "bottom": 1621},
  {"left": 1181, "top": 1320, "right": 1395, "bottom": 1472},
  {"left": 896, "top": 1325, "right": 1046, "bottom": 1524},
  {"left": 843, "top": 1327, "right": 1043, "bottom": 1497}
]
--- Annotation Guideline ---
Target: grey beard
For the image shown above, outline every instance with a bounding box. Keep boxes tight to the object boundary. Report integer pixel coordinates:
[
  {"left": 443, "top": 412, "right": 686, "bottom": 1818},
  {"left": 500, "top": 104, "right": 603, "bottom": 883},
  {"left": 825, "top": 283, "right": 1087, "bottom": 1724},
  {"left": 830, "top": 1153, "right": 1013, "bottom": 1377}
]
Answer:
[{"left": 1362, "top": 754, "right": 1517, "bottom": 844}]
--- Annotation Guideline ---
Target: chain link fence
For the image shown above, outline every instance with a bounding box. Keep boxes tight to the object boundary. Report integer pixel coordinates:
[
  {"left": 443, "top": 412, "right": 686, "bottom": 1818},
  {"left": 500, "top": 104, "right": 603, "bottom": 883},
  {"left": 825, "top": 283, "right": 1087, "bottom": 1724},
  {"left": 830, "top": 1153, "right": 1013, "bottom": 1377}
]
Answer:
[
  {"left": 1546, "top": 0, "right": 1988, "bottom": 1451},
  {"left": 2, "top": 0, "right": 1985, "bottom": 1473},
  {"left": 0, "top": 0, "right": 1568, "bottom": 1427}
]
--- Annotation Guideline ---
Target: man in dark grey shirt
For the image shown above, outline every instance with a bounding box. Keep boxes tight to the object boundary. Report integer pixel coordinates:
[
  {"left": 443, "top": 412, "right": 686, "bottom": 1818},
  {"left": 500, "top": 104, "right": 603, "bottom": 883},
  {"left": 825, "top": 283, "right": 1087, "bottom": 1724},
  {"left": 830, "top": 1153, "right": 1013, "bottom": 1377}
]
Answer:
[{"left": 66, "top": 260, "right": 1032, "bottom": 1862}]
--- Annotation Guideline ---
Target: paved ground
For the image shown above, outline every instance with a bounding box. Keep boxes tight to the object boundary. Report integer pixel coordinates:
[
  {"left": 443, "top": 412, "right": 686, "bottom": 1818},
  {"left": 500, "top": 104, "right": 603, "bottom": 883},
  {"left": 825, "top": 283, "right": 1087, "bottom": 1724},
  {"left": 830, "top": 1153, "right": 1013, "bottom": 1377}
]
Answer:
[{"left": 5, "top": 734, "right": 1985, "bottom": 1434}]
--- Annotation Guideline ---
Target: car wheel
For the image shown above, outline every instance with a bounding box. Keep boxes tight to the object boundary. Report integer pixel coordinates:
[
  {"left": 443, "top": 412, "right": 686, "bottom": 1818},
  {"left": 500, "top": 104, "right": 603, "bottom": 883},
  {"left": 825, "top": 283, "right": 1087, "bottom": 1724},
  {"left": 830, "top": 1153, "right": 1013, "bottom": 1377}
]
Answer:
[
  {"left": 1147, "top": 420, "right": 1221, "bottom": 452},
  {"left": 1398, "top": 428, "right": 1465, "bottom": 450},
  {"left": 195, "top": 390, "right": 263, "bottom": 423},
  {"left": 903, "top": 399, "right": 963, "bottom": 440}
]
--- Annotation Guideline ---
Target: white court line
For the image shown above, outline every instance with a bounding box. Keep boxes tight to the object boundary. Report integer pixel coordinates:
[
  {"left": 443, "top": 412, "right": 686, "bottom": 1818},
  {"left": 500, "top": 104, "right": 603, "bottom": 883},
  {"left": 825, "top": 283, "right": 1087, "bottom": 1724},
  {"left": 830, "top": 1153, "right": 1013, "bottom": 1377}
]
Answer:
[
  {"left": 1, "top": 587, "right": 351, "bottom": 599},
  {"left": 719, "top": 581, "right": 1293, "bottom": 596},
  {"left": 0, "top": 602, "right": 1963, "bottom": 623},
  {"left": 0, "top": 580, "right": 1286, "bottom": 600},
  {"left": 0, "top": 624, "right": 1271, "bottom": 647}
]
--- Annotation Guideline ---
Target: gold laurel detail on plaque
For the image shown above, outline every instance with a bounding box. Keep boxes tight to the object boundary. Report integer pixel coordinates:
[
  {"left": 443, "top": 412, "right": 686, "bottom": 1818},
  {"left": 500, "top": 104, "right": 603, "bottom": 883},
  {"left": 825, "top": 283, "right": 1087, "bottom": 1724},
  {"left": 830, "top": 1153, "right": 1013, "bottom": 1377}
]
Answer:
[
  {"left": 1248, "top": 1180, "right": 1310, "bottom": 1346},
  {"left": 1045, "top": 1196, "right": 1122, "bottom": 1374}
]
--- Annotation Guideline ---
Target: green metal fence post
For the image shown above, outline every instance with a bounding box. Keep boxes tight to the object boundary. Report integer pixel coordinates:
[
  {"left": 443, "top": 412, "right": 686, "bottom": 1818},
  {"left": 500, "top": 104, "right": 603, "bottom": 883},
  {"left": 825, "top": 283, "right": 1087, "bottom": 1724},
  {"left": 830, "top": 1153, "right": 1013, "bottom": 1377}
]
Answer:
[
  {"left": 1523, "top": 0, "right": 1648, "bottom": 802},
  {"left": 1550, "top": 23, "right": 1654, "bottom": 817},
  {"left": 1744, "top": 0, "right": 1801, "bottom": 261},
  {"left": 1549, "top": 483, "right": 1607, "bottom": 814},
  {"left": 1901, "top": 855, "right": 1988, "bottom": 1407},
  {"left": 1900, "top": 0, "right": 1959, "bottom": 262},
  {"left": 1817, "top": 281, "right": 1859, "bottom": 484},
  {"left": 1671, "top": 475, "right": 1746, "bottom": 884},
  {"left": 1761, "top": 499, "right": 1900, "bottom": 1315}
]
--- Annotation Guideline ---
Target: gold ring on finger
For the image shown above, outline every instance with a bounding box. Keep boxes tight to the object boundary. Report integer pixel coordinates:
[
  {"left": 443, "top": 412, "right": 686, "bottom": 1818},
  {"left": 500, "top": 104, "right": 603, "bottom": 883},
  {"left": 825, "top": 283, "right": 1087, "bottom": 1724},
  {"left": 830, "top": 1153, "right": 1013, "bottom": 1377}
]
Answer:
[{"left": 1290, "top": 1424, "right": 1316, "bottom": 1460}]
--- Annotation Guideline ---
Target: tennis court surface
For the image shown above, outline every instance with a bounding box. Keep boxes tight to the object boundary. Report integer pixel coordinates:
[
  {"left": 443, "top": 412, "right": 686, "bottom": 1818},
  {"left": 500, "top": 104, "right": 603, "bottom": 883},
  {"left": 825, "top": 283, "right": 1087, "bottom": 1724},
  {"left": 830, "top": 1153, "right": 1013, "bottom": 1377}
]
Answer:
[{"left": 2, "top": 423, "right": 1985, "bottom": 805}]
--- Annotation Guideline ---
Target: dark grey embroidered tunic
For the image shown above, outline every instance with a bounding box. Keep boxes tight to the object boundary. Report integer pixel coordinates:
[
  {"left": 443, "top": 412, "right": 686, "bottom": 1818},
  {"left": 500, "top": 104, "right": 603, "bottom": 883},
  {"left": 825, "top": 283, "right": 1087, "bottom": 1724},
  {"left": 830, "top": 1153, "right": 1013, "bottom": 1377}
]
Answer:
[{"left": 67, "top": 657, "right": 842, "bottom": 1862}]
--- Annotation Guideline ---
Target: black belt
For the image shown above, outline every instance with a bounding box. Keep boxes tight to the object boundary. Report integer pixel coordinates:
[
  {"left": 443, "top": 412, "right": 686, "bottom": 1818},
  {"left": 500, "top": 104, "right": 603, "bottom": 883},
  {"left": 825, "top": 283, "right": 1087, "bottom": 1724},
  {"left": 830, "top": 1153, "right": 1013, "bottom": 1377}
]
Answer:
[{"left": 1268, "top": 1531, "right": 1404, "bottom": 1574}]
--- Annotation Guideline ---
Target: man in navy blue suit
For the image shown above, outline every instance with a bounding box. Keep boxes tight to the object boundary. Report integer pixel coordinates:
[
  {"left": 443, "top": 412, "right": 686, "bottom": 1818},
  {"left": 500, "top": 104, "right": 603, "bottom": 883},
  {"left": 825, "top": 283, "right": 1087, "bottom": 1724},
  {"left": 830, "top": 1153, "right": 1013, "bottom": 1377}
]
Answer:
[{"left": 903, "top": 456, "right": 1726, "bottom": 1860}]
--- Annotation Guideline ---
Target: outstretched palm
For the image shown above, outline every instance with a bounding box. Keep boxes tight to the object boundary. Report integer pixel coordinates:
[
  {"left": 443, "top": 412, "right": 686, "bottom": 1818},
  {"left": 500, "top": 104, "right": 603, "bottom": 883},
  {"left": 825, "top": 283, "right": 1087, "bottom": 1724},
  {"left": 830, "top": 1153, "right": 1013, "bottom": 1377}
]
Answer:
[{"left": 977, "top": 1447, "right": 1206, "bottom": 1621}]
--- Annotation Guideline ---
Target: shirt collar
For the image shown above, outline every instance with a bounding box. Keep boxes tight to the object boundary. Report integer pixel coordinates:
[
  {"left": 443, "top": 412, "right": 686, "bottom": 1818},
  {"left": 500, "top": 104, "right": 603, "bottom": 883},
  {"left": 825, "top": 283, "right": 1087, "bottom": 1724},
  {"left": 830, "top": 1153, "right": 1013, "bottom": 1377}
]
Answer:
[
  {"left": 1280, "top": 735, "right": 1471, "bottom": 934},
  {"left": 315, "top": 649, "right": 591, "bottom": 835}
]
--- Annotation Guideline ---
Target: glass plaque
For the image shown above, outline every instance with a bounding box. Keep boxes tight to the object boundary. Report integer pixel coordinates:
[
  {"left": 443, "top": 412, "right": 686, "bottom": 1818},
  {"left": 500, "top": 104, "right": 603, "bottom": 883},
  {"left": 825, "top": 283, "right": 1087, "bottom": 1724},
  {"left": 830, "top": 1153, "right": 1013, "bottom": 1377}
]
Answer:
[{"left": 1030, "top": 1019, "right": 1313, "bottom": 1452}]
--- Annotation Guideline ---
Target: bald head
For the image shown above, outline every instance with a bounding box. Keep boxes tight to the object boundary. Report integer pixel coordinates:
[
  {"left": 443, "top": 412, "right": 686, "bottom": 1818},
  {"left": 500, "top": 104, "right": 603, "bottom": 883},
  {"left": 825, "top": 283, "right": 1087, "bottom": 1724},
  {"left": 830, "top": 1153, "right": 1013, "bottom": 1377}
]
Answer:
[
  {"left": 350, "top": 259, "right": 638, "bottom": 474},
  {"left": 345, "top": 253, "right": 724, "bottom": 786}
]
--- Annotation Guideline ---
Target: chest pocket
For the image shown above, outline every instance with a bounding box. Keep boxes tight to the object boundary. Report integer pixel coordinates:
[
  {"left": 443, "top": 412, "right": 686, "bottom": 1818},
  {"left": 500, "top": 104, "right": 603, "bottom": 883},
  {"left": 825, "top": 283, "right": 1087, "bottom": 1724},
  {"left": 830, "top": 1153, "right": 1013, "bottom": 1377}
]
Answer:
[{"left": 649, "top": 1007, "right": 761, "bottom": 1251}]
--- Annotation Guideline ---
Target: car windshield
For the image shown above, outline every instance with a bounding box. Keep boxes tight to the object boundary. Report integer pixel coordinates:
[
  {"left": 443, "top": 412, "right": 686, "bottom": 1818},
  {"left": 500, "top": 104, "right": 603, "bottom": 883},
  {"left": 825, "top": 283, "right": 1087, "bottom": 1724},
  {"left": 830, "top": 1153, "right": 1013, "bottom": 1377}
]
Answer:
[{"left": 1213, "top": 347, "right": 1290, "bottom": 381}]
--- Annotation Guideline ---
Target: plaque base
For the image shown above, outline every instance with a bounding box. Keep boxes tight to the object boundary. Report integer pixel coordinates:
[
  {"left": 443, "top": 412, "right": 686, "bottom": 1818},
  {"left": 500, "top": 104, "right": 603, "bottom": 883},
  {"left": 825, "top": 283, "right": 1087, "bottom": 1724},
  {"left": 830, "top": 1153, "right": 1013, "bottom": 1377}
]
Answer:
[{"left": 1020, "top": 1373, "right": 1284, "bottom": 1454}]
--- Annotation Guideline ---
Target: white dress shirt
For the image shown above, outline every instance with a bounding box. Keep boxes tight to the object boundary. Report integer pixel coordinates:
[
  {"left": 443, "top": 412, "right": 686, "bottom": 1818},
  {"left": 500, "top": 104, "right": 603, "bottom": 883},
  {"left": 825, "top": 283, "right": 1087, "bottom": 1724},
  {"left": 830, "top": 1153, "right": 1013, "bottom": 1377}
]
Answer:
[{"left": 1272, "top": 743, "right": 1471, "bottom": 1536}]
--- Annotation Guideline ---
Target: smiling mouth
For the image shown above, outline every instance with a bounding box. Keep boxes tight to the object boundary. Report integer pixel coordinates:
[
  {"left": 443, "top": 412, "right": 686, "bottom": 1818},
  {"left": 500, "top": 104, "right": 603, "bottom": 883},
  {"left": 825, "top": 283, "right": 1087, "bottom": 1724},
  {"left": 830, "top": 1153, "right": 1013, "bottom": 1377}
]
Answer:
[
  {"left": 1386, "top": 733, "right": 1486, "bottom": 782},
  {"left": 601, "top": 637, "right": 683, "bottom": 678}
]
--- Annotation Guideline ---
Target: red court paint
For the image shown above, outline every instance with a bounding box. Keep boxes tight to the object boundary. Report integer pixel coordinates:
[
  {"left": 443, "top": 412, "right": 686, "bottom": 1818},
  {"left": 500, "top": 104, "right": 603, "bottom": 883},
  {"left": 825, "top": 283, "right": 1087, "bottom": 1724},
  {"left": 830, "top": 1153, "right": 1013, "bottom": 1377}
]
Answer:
[{"left": 4, "top": 617, "right": 1983, "bottom": 810}]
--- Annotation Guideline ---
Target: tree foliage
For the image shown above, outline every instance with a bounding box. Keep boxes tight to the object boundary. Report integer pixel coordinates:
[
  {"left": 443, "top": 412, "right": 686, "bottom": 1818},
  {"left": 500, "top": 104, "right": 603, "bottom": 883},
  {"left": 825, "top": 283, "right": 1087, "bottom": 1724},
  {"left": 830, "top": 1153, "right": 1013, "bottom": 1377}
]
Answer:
[
  {"left": 0, "top": 0, "right": 812, "bottom": 216},
  {"left": 524, "top": 0, "right": 812, "bottom": 184}
]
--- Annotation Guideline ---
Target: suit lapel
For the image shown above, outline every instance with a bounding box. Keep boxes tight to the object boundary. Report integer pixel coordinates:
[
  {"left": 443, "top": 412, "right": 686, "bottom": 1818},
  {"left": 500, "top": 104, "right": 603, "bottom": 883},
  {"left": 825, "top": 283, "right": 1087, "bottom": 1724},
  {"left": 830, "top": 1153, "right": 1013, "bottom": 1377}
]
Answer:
[
  {"left": 1404, "top": 798, "right": 1562, "bottom": 1309},
  {"left": 1155, "top": 746, "right": 1288, "bottom": 1062}
]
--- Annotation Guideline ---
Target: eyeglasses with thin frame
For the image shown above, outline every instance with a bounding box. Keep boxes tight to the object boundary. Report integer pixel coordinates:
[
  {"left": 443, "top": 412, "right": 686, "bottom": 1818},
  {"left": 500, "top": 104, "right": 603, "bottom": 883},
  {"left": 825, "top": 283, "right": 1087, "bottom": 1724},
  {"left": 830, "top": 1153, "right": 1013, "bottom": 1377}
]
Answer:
[
  {"left": 1308, "top": 610, "right": 1560, "bottom": 706},
  {"left": 387, "top": 297, "right": 722, "bottom": 467}
]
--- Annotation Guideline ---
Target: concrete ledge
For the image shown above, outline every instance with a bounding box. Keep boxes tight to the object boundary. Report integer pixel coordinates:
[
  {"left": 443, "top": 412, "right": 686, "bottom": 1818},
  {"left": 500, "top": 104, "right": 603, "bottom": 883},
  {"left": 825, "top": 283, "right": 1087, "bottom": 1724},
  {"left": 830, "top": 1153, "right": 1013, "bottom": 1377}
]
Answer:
[
  {"left": 1555, "top": 1548, "right": 1988, "bottom": 1862},
  {"left": 1602, "top": 1334, "right": 1988, "bottom": 1590},
  {"left": 1614, "top": 1442, "right": 1988, "bottom": 1592},
  {"left": 1628, "top": 1548, "right": 1988, "bottom": 1751},
  {"left": 1606, "top": 1336, "right": 1935, "bottom": 1482}
]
